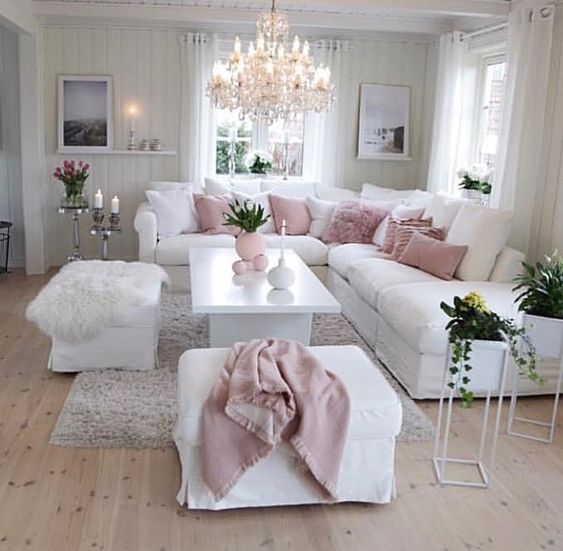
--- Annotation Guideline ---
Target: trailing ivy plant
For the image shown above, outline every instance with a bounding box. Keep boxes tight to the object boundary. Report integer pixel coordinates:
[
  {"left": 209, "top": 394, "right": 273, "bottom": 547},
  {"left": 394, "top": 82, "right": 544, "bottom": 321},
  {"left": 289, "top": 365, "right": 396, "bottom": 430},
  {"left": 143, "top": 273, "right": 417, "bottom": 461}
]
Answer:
[
  {"left": 223, "top": 199, "right": 270, "bottom": 233},
  {"left": 513, "top": 252, "right": 563, "bottom": 320},
  {"left": 440, "top": 292, "right": 540, "bottom": 408}
]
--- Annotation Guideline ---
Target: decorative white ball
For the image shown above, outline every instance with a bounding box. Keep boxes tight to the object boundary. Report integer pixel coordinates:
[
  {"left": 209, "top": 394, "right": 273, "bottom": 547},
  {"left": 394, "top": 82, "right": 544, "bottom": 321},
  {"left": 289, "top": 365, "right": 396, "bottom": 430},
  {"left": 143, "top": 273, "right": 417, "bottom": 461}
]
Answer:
[{"left": 267, "top": 258, "right": 295, "bottom": 290}]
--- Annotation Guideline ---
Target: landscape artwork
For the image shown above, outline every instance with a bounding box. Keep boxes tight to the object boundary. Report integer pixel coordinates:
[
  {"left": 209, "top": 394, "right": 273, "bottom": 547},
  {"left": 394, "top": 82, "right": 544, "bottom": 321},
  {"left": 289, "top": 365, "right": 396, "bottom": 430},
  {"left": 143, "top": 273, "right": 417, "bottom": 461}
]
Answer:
[
  {"left": 358, "top": 84, "right": 410, "bottom": 160},
  {"left": 58, "top": 76, "right": 113, "bottom": 152}
]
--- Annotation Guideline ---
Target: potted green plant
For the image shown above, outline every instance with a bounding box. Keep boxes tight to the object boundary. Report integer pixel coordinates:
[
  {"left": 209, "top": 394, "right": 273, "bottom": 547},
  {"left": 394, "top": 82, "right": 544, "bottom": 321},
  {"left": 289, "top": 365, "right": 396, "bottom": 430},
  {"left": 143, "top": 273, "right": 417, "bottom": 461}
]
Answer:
[
  {"left": 245, "top": 150, "right": 273, "bottom": 175},
  {"left": 513, "top": 252, "right": 563, "bottom": 358},
  {"left": 457, "top": 164, "right": 492, "bottom": 204},
  {"left": 440, "top": 292, "right": 540, "bottom": 407},
  {"left": 223, "top": 199, "right": 271, "bottom": 268}
]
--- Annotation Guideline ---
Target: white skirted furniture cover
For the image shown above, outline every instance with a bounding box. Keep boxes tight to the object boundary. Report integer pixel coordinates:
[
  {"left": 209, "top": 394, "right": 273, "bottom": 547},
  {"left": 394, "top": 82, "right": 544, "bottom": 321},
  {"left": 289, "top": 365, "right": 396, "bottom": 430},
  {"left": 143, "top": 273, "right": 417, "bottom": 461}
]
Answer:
[
  {"left": 26, "top": 261, "right": 166, "bottom": 372},
  {"left": 175, "top": 345, "right": 402, "bottom": 510}
]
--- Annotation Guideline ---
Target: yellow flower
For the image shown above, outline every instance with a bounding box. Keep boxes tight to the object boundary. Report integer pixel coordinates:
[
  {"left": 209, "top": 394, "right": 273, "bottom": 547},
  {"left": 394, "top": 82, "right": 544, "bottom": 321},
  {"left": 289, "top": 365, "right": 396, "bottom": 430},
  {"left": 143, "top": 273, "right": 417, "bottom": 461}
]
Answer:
[{"left": 463, "top": 291, "right": 491, "bottom": 313}]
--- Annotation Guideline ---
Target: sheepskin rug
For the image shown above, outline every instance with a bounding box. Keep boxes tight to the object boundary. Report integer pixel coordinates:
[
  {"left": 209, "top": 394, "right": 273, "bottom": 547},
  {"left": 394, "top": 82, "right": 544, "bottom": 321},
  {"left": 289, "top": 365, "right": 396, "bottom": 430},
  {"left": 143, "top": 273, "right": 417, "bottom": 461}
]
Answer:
[{"left": 26, "top": 260, "right": 169, "bottom": 342}]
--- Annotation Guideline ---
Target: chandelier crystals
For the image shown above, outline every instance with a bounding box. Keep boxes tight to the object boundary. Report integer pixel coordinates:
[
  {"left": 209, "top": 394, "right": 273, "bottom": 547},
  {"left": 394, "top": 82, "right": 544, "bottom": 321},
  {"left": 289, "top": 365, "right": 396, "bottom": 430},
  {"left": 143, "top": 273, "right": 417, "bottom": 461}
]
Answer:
[{"left": 207, "top": 0, "right": 335, "bottom": 124}]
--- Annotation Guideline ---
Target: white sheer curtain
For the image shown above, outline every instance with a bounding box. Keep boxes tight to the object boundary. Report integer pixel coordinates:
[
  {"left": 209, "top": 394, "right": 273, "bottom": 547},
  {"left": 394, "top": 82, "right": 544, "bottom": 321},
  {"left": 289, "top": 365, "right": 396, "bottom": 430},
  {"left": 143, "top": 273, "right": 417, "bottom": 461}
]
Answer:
[
  {"left": 492, "top": 3, "right": 555, "bottom": 256},
  {"left": 178, "top": 33, "right": 217, "bottom": 189},
  {"left": 426, "top": 32, "right": 476, "bottom": 195},
  {"left": 303, "top": 39, "right": 351, "bottom": 186}
]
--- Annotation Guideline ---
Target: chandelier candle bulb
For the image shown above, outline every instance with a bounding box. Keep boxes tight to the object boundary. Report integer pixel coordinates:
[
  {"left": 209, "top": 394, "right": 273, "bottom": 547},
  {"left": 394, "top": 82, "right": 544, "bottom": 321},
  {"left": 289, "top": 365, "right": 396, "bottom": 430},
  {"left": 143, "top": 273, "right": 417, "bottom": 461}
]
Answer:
[{"left": 94, "top": 189, "right": 103, "bottom": 209}]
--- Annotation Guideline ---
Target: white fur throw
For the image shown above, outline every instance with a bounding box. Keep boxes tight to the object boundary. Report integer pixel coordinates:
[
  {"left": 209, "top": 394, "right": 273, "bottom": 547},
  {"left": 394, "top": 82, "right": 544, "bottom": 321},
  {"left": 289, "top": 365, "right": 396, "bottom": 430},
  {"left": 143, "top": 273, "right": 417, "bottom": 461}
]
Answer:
[{"left": 26, "top": 261, "right": 169, "bottom": 342}]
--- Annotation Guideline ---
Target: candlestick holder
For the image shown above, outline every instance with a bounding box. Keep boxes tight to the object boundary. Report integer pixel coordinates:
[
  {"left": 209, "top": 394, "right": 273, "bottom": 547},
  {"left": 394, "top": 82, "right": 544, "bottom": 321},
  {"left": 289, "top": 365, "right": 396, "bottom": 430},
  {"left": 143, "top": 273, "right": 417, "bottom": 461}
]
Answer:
[
  {"left": 128, "top": 129, "right": 136, "bottom": 151},
  {"left": 228, "top": 140, "right": 236, "bottom": 180},
  {"left": 282, "top": 142, "right": 290, "bottom": 180},
  {"left": 90, "top": 208, "right": 122, "bottom": 261}
]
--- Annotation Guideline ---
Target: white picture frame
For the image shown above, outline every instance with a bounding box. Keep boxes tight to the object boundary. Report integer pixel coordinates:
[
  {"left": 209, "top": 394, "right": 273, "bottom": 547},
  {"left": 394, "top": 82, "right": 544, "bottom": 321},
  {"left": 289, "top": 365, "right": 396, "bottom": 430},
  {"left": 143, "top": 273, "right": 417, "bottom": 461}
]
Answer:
[
  {"left": 357, "top": 83, "right": 411, "bottom": 161},
  {"left": 57, "top": 75, "right": 113, "bottom": 153}
]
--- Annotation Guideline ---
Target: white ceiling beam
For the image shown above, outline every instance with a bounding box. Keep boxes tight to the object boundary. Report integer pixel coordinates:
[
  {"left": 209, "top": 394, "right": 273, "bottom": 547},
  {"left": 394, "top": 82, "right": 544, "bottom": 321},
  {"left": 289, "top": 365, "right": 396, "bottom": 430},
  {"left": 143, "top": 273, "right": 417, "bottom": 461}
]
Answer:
[{"left": 34, "top": 2, "right": 454, "bottom": 35}]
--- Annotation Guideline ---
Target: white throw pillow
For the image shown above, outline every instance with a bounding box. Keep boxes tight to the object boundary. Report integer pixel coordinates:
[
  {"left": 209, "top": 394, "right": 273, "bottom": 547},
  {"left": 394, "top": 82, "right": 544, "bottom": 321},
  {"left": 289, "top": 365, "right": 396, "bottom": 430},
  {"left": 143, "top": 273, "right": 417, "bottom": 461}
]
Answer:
[
  {"left": 148, "top": 180, "right": 197, "bottom": 192},
  {"left": 446, "top": 204, "right": 513, "bottom": 281},
  {"left": 145, "top": 188, "right": 199, "bottom": 237},
  {"left": 305, "top": 196, "right": 337, "bottom": 238},
  {"left": 316, "top": 185, "right": 359, "bottom": 202},
  {"left": 372, "top": 204, "right": 426, "bottom": 247},
  {"left": 361, "top": 183, "right": 417, "bottom": 201},
  {"left": 423, "top": 194, "right": 466, "bottom": 232},
  {"left": 232, "top": 191, "right": 275, "bottom": 233},
  {"left": 406, "top": 189, "right": 433, "bottom": 208},
  {"left": 261, "top": 181, "right": 317, "bottom": 198},
  {"left": 204, "top": 177, "right": 231, "bottom": 195}
]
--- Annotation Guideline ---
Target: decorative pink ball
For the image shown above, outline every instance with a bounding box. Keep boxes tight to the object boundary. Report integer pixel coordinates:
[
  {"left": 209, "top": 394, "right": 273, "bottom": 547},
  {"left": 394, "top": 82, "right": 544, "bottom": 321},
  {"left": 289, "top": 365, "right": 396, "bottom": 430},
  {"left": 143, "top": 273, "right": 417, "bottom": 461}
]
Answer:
[
  {"left": 232, "top": 260, "right": 247, "bottom": 275},
  {"left": 253, "top": 254, "right": 269, "bottom": 272}
]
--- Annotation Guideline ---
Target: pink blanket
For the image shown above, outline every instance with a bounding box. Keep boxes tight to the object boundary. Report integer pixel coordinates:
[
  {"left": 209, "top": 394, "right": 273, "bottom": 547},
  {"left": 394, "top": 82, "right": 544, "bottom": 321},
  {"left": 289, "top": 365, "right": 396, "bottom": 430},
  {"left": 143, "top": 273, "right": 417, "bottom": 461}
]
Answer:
[{"left": 201, "top": 339, "right": 351, "bottom": 502}]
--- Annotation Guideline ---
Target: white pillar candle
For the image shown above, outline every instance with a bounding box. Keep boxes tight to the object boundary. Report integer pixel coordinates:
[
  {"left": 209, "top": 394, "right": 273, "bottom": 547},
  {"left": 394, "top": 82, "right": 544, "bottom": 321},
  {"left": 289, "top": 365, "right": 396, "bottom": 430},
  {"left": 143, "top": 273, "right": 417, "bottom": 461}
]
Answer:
[
  {"left": 128, "top": 104, "right": 138, "bottom": 133},
  {"left": 280, "top": 219, "right": 286, "bottom": 259},
  {"left": 111, "top": 195, "right": 120, "bottom": 214},
  {"left": 94, "top": 189, "right": 103, "bottom": 209},
  {"left": 229, "top": 126, "right": 238, "bottom": 143}
]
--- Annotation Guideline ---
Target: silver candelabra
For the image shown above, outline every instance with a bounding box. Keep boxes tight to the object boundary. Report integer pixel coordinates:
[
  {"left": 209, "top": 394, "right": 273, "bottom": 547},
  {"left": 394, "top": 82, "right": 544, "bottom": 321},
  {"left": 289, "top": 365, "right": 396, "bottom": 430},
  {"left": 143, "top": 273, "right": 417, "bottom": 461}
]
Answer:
[{"left": 90, "top": 208, "right": 121, "bottom": 260}]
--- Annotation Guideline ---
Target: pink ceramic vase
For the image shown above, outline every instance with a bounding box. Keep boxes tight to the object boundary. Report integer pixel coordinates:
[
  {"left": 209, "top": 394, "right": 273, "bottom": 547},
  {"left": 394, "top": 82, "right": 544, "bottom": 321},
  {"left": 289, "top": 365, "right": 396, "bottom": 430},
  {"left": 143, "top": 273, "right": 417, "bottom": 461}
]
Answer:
[{"left": 235, "top": 231, "right": 266, "bottom": 261}]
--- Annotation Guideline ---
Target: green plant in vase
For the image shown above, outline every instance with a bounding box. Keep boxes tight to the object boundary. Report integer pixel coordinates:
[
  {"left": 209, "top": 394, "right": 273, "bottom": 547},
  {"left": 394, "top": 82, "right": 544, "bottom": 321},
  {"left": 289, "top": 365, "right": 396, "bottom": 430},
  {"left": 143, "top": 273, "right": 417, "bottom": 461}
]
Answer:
[
  {"left": 440, "top": 291, "right": 540, "bottom": 408},
  {"left": 244, "top": 150, "right": 273, "bottom": 175},
  {"left": 54, "top": 160, "right": 90, "bottom": 207}
]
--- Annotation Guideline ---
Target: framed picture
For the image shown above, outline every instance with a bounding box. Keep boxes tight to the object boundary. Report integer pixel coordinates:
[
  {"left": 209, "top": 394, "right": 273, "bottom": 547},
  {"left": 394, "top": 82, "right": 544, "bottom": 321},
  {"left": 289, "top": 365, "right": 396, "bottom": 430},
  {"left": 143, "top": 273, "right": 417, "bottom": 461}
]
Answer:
[
  {"left": 357, "top": 84, "right": 410, "bottom": 160},
  {"left": 58, "top": 75, "right": 113, "bottom": 153}
]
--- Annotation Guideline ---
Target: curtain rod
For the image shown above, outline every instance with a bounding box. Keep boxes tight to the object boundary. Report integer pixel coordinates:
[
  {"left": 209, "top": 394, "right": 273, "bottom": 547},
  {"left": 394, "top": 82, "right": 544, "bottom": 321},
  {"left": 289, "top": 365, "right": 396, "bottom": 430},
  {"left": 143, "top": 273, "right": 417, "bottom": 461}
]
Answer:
[{"left": 463, "top": 22, "right": 508, "bottom": 39}]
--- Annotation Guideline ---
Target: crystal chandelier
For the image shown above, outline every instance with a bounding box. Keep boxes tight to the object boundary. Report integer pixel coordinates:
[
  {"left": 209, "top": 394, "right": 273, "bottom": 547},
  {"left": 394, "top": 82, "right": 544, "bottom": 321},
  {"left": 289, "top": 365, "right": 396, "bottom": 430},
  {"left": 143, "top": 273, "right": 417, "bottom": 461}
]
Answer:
[{"left": 207, "top": 0, "right": 335, "bottom": 124}]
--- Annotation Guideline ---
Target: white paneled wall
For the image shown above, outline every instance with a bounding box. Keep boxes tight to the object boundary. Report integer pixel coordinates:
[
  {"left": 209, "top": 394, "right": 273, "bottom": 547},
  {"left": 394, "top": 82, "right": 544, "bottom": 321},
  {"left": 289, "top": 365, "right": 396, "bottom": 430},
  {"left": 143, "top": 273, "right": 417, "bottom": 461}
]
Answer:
[
  {"left": 41, "top": 26, "right": 436, "bottom": 264},
  {"left": 0, "top": 25, "right": 24, "bottom": 268},
  {"left": 43, "top": 27, "right": 181, "bottom": 265}
]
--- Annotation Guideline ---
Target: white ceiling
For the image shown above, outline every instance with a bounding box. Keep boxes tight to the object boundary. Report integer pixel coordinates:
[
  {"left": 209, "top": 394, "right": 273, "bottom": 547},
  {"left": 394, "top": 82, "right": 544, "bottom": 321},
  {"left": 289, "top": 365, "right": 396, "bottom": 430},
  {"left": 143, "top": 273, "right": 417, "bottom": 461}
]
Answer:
[{"left": 32, "top": 0, "right": 510, "bottom": 36}]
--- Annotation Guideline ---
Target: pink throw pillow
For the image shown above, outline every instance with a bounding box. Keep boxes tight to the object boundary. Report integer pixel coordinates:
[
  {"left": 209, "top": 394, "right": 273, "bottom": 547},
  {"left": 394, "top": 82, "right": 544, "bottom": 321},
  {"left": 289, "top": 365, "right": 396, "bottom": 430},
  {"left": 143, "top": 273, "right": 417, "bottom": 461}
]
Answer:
[
  {"left": 382, "top": 217, "right": 433, "bottom": 254},
  {"left": 390, "top": 225, "right": 445, "bottom": 260},
  {"left": 269, "top": 194, "right": 312, "bottom": 235},
  {"left": 398, "top": 232, "right": 468, "bottom": 280},
  {"left": 194, "top": 194, "right": 239, "bottom": 236},
  {"left": 321, "top": 200, "right": 390, "bottom": 244}
]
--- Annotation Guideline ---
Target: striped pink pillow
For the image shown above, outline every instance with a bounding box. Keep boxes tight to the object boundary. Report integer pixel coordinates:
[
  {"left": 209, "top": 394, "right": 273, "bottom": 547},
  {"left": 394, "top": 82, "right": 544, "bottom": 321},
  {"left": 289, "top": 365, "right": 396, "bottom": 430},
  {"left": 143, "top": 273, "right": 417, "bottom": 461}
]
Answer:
[
  {"left": 390, "top": 225, "right": 445, "bottom": 260},
  {"left": 382, "top": 217, "right": 433, "bottom": 254}
]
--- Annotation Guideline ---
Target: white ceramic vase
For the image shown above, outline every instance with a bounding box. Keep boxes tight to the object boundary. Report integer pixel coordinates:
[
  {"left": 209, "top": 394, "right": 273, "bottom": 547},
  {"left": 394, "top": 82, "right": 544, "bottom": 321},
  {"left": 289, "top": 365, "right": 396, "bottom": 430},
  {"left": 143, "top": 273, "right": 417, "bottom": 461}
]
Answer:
[{"left": 267, "top": 258, "right": 295, "bottom": 290}]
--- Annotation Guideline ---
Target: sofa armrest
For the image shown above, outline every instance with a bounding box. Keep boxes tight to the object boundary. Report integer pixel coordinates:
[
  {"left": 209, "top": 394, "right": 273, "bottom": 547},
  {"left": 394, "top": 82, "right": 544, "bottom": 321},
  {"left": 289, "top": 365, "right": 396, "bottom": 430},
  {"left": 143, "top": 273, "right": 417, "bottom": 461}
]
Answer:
[
  {"left": 489, "top": 247, "right": 525, "bottom": 283},
  {"left": 134, "top": 202, "right": 158, "bottom": 263}
]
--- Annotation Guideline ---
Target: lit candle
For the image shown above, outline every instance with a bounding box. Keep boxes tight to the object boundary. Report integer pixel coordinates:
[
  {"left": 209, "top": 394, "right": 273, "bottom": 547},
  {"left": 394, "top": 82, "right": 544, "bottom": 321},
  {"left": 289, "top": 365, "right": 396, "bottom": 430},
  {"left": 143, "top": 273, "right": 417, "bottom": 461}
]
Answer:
[
  {"left": 281, "top": 218, "right": 286, "bottom": 259},
  {"left": 283, "top": 129, "right": 291, "bottom": 145},
  {"left": 292, "top": 36, "right": 300, "bottom": 54},
  {"left": 111, "top": 195, "right": 120, "bottom": 214},
  {"left": 128, "top": 103, "right": 138, "bottom": 133},
  {"left": 234, "top": 36, "right": 241, "bottom": 55},
  {"left": 94, "top": 188, "right": 103, "bottom": 209}
]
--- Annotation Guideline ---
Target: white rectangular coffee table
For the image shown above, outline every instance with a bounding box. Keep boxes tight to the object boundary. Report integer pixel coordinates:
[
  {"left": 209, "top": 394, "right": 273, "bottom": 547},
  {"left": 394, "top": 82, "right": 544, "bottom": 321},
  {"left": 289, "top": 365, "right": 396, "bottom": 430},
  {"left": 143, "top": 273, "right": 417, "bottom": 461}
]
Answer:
[{"left": 190, "top": 248, "right": 341, "bottom": 346}]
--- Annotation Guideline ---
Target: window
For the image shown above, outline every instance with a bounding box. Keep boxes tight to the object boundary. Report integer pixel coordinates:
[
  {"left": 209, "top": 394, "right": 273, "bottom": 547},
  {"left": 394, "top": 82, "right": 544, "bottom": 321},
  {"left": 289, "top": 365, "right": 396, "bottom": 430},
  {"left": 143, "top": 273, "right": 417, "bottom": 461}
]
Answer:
[
  {"left": 214, "top": 110, "right": 305, "bottom": 177},
  {"left": 476, "top": 56, "right": 507, "bottom": 170}
]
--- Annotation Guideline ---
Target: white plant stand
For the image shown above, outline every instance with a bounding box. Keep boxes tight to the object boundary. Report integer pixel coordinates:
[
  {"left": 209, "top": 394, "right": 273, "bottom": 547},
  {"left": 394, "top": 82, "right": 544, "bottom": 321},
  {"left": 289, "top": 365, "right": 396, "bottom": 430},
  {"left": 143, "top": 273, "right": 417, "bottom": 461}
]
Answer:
[
  {"left": 507, "top": 315, "right": 563, "bottom": 444},
  {"left": 433, "top": 341, "right": 510, "bottom": 489}
]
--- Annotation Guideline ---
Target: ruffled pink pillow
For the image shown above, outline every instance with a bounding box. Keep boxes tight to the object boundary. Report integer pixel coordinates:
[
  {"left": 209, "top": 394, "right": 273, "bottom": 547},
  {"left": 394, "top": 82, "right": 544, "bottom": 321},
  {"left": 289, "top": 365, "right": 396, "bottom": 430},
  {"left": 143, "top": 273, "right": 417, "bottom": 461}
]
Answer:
[
  {"left": 194, "top": 194, "right": 240, "bottom": 235},
  {"left": 390, "top": 225, "right": 444, "bottom": 260},
  {"left": 398, "top": 232, "right": 468, "bottom": 280},
  {"left": 382, "top": 217, "right": 433, "bottom": 254},
  {"left": 269, "top": 194, "right": 312, "bottom": 235},
  {"left": 322, "top": 201, "right": 390, "bottom": 244}
]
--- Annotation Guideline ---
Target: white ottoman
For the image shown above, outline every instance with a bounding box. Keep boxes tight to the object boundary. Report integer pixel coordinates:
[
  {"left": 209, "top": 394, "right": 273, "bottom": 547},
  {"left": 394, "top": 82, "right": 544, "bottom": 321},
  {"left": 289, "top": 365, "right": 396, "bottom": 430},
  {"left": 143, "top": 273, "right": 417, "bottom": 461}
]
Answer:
[
  {"left": 175, "top": 345, "right": 402, "bottom": 510},
  {"left": 49, "top": 278, "right": 162, "bottom": 372}
]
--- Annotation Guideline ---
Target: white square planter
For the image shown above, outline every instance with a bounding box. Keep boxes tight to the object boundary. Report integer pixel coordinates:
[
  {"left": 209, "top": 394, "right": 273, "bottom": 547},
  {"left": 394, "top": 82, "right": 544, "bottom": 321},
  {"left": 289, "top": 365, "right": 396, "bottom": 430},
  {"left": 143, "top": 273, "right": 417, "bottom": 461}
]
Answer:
[
  {"left": 464, "top": 340, "right": 508, "bottom": 393},
  {"left": 508, "top": 314, "right": 563, "bottom": 443}
]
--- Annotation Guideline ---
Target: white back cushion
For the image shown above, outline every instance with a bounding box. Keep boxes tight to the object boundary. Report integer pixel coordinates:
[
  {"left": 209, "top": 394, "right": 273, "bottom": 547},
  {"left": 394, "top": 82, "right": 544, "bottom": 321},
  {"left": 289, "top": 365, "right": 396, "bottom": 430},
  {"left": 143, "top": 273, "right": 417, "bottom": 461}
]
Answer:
[
  {"left": 145, "top": 188, "right": 199, "bottom": 237},
  {"left": 232, "top": 191, "right": 275, "bottom": 233},
  {"left": 423, "top": 194, "right": 466, "bottom": 232},
  {"left": 316, "top": 185, "right": 359, "bottom": 202},
  {"left": 231, "top": 178, "right": 262, "bottom": 195},
  {"left": 204, "top": 177, "right": 231, "bottom": 195},
  {"left": 261, "top": 181, "right": 317, "bottom": 197},
  {"left": 361, "top": 183, "right": 417, "bottom": 201},
  {"left": 446, "top": 204, "right": 513, "bottom": 281}
]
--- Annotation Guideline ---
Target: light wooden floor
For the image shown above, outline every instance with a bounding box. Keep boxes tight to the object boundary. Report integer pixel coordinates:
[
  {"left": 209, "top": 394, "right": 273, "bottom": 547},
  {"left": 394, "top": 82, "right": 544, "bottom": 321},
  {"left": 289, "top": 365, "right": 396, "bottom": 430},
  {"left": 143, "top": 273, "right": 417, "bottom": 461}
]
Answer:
[{"left": 1, "top": 270, "right": 562, "bottom": 551}]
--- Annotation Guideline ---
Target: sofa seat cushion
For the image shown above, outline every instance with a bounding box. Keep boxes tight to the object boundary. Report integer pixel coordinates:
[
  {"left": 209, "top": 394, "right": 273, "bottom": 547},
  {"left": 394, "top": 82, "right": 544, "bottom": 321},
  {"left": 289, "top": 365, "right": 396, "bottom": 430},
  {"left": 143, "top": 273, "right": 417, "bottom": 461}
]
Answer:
[
  {"left": 377, "top": 281, "right": 518, "bottom": 355},
  {"left": 347, "top": 258, "right": 440, "bottom": 309},
  {"left": 178, "top": 345, "right": 402, "bottom": 446},
  {"left": 264, "top": 234, "right": 329, "bottom": 265},
  {"left": 156, "top": 234, "right": 236, "bottom": 265},
  {"left": 328, "top": 244, "right": 388, "bottom": 279}
]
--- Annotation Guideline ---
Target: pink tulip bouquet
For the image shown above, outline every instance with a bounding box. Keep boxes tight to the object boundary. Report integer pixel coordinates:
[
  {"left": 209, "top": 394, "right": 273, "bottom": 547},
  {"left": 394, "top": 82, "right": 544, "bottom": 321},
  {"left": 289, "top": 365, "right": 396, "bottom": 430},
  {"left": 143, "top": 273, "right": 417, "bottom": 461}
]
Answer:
[{"left": 54, "top": 160, "right": 90, "bottom": 206}]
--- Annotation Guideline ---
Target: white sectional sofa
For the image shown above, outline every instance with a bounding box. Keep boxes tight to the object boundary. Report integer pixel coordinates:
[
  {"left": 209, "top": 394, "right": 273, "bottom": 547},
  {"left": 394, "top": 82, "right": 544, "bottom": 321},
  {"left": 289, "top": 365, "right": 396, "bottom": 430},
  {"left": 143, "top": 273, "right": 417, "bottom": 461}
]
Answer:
[{"left": 134, "top": 179, "right": 559, "bottom": 399}]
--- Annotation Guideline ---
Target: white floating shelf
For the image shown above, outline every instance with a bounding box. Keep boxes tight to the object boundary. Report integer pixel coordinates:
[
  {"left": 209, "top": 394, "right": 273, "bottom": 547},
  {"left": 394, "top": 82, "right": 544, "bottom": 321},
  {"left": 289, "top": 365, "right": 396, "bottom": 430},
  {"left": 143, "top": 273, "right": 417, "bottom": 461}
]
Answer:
[{"left": 56, "top": 150, "right": 177, "bottom": 156}]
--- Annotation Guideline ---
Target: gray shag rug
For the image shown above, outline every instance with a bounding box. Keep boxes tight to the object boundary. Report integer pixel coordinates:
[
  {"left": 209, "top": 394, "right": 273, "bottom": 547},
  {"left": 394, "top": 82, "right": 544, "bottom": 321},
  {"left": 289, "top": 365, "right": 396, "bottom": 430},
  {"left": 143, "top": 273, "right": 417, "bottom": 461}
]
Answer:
[{"left": 50, "top": 291, "right": 435, "bottom": 448}]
